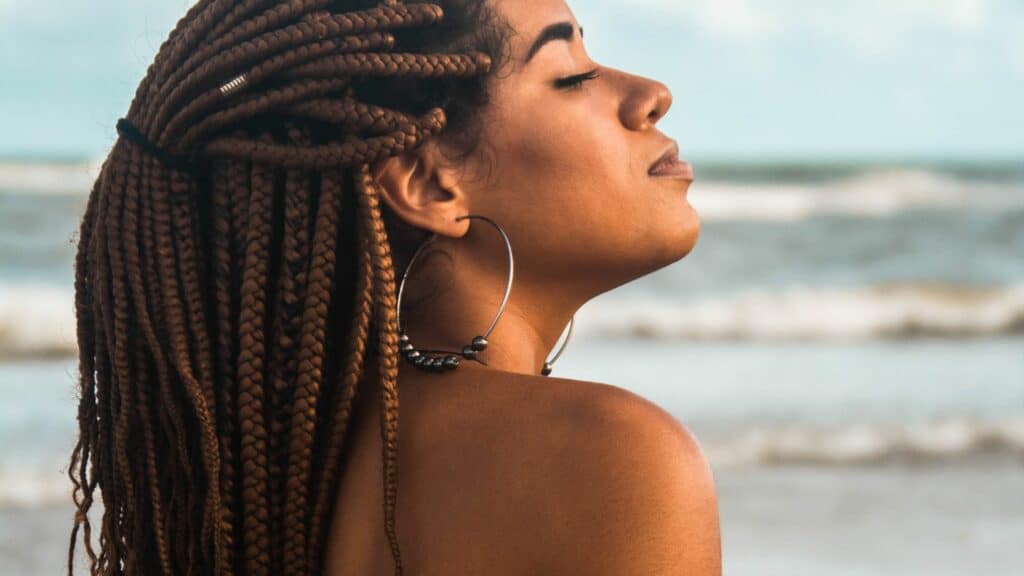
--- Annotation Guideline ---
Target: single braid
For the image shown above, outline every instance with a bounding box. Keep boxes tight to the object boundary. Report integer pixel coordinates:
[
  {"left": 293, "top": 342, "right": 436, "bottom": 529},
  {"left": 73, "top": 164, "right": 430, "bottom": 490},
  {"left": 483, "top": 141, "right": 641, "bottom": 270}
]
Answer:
[
  {"left": 235, "top": 134, "right": 276, "bottom": 575},
  {"left": 209, "top": 157, "right": 241, "bottom": 576},
  {"left": 309, "top": 208, "right": 374, "bottom": 565},
  {"left": 223, "top": 173, "right": 252, "bottom": 576},
  {"left": 354, "top": 165, "right": 405, "bottom": 572},
  {"left": 69, "top": 1, "right": 508, "bottom": 574}
]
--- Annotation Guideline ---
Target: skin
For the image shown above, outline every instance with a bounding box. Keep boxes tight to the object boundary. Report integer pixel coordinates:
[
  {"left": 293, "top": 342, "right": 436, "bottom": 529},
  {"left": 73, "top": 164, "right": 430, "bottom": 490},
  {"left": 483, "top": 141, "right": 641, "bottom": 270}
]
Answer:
[
  {"left": 324, "top": 0, "right": 719, "bottom": 574},
  {"left": 371, "top": 0, "right": 700, "bottom": 375}
]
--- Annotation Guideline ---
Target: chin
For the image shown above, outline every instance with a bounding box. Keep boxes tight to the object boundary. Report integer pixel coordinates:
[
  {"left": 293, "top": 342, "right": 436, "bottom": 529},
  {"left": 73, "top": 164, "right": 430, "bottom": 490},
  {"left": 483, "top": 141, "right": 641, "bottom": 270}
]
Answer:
[
  {"left": 680, "top": 207, "right": 702, "bottom": 253},
  {"left": 656, "top": 203, "right": 702, "bottom": 265},
  {"left": 614, "top": 217, "right": 700, "bottom": 286}
]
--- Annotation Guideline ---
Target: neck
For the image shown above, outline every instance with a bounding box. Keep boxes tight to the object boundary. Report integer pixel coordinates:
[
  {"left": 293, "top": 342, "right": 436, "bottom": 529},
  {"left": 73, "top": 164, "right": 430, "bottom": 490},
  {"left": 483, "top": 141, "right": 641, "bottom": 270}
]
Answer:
[
  {"left": 395, "top": 239, "right": 580, "bottom": 377},
  {"left": 401, "top": 292, "right": 577, "bottom": 377}
]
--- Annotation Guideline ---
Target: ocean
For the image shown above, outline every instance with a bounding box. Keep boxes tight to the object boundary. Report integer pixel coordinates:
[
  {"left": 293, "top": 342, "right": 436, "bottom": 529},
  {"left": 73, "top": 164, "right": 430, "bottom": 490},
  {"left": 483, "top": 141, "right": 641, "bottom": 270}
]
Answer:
[{"left": 1, "top": 159, "right": 1022, "bottom": 574}]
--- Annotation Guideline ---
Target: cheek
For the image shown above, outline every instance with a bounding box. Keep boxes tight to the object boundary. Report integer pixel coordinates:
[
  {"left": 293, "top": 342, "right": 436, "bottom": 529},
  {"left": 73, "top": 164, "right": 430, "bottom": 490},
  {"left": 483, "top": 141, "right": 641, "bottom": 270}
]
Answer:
[
  {"left": 496, "top": 127, "right": 626, "bottom": 232},
  {"left": 517, "top": 112, "right": 647, "bottom": 219},
  {"left": 492, "top": 112, "right": 629, "bottom": 210},
  {"left": 476, "top": 104, "right": 695, "bottom": 276},
  {"left": 492, "top": 149, "right": 650, "bottom": 273},
  {"left": 519, "top": 130, "right": 653, "bottom": 252}
]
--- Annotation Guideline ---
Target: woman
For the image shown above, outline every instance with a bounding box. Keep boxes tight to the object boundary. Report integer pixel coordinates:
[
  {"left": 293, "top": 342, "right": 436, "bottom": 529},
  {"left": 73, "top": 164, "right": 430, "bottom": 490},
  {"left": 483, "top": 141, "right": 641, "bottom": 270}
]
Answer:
[{"left": 68, "top": 0, "right": 720, "bottom": 574}]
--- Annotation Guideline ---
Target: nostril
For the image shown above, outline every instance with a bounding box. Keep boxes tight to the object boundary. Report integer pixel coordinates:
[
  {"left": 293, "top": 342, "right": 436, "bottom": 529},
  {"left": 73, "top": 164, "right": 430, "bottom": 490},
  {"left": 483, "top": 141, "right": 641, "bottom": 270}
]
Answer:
[
  {"left": 619, "top": 74, "right": 673, "bottom": 130},
  {"left": 645, "top": 81, "right": 672, "bottom": 127}
]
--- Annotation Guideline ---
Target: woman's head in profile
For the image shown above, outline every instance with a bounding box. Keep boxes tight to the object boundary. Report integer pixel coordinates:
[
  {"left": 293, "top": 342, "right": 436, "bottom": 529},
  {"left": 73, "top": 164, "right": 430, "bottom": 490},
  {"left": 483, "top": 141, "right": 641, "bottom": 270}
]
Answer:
[
  {"left": 67, "top": 0, "right": 699, "bottom": 574},
  {"left": 375, "top": 0, "right": 699, "bottom": 296}
]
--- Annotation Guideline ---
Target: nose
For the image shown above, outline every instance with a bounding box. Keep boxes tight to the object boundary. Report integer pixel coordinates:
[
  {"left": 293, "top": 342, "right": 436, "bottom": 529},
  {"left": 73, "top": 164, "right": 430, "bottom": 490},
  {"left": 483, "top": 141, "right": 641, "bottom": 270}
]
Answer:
[{"left": 618, "top": 71, "right": 673, "bottom": 131}]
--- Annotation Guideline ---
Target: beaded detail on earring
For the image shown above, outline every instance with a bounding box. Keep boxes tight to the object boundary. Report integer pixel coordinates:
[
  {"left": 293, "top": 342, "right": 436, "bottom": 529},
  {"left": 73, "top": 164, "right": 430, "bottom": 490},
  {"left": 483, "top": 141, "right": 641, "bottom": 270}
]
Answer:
[{"left": 395, "top": 214, "right": 574, "bottom": 376}]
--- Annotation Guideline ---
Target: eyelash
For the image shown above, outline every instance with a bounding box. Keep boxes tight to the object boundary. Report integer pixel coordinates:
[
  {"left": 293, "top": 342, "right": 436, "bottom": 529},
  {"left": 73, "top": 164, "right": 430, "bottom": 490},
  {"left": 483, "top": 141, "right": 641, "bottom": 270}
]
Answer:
[{"left": 555, "top": 68, "right": 601, "bottom": 91}]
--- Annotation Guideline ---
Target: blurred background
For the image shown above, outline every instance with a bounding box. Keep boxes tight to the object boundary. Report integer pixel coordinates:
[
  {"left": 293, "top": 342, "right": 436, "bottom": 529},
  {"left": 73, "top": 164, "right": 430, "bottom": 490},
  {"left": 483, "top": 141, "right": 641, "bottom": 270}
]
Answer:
[{"left": 1, "top": 0, "right": 1022, "bottom": 574}]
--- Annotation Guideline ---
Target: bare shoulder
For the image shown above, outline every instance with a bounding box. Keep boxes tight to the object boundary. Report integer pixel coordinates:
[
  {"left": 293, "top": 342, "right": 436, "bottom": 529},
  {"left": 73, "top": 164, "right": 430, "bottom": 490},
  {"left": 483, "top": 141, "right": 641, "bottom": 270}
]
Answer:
[
  {"left": 520, "top": 374, "right": 722, "bottom": 576},
  {"left": 407, "top": 369, "right": 720, "bottom": 574}
]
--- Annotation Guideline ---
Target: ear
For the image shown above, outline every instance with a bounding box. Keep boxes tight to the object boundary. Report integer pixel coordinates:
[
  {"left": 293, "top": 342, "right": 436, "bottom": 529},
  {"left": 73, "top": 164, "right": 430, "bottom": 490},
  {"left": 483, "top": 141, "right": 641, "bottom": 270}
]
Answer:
[{"left": 369, "top": 139, "right": 471, "bottom": 239}]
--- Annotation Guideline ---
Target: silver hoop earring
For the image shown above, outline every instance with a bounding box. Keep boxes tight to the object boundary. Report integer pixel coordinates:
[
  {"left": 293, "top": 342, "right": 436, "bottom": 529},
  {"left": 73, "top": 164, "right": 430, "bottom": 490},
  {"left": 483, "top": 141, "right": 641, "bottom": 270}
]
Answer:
[{"left": 395, "top": 214, "right": 574, "bottom": 376}]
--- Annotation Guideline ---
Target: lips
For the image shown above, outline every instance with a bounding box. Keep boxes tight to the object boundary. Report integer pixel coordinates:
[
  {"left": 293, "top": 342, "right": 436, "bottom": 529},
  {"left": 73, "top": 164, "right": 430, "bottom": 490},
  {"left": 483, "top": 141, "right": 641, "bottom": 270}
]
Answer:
[{"left": 648, "top": 142, "right": 693, "bottom": 179}]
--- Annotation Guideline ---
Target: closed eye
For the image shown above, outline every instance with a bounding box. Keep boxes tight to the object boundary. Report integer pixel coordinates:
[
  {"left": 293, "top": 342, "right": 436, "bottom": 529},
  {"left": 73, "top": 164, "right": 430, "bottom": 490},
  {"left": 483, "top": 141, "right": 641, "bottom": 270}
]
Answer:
[{"left": 554, "top": 68, "right": 601, "bottom": 91}]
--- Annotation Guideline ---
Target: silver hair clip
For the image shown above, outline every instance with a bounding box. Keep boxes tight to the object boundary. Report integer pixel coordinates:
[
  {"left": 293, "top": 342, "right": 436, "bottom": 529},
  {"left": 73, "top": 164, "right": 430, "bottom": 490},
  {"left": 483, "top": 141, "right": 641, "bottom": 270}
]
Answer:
[{"left": 219, "top": 74, "right": 248, "bottom": 96}]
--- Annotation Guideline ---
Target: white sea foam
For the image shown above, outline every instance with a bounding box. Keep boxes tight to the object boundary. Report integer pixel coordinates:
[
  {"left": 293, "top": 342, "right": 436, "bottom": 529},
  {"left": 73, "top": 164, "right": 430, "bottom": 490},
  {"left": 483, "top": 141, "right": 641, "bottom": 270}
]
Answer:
[
  {"left": 577, "top": 282, "right": 1024, "bottom": 341},
  {"left": 702, "top": 417, "right": 1024, "bottom": 467},
  {"left": 3, "top": 281, "right": 1024, "bottom": 359},
  {"left": 0, "top": 464, "right": 74, "bottom": 510},
  {"left": 689, "top": 168, "right": 1024, "bottom": 221},
  {"left": 0, "top": 283, "right": 77, "bottom": 359},
  {"left": 0, "top": 161, "right": 102, "bottom": 195}
]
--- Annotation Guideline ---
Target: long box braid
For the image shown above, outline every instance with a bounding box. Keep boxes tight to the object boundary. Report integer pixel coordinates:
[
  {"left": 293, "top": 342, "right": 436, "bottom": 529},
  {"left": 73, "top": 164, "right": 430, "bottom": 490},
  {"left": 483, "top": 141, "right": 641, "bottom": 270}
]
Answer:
[{"left": 67, "top": 1, "right": 510, "bottom": 574}]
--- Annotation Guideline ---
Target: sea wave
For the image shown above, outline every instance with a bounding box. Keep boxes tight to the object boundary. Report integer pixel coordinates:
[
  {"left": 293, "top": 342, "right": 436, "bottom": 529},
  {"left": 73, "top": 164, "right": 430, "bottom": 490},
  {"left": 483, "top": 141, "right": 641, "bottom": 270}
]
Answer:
[
  {"left": 3, "top": 281, "right": 1024, "bottom": 359},
  {"left": 0, "top": 464, "right": 74, "bottom": 510},
  {"left": 0, "top": 283, "right": 77, "bottom": 359},
  {"left": 689, "top": 168, "right": 1024, "bottom": 221},
  {"left": 577, "top": 282, "right": 1024, "bottom": 341},
  {"left": 702, "top": 418, "right": 1024, "bottom": 467},
  {"left": 0, "top": 161, "right": 102, "bottom": 196}
]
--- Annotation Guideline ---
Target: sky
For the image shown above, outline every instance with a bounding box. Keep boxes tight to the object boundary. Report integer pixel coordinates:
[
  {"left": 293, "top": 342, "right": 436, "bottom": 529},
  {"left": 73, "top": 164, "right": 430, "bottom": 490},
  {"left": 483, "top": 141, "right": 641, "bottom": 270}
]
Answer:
[{"left": 0, "top": 0, "right": 1021, "bottom": 160}]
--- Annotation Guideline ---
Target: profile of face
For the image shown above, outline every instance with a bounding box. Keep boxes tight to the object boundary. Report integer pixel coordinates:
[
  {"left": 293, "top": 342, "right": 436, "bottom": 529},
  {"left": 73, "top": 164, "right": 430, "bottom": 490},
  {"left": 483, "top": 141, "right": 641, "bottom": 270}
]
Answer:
[{"left": 373, "top": 0, "right": 700, "bottom": 326}]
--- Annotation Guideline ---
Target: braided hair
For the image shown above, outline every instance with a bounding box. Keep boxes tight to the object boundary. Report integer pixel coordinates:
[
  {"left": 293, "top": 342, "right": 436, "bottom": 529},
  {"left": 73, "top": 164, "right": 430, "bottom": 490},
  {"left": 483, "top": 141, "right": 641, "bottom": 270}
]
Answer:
[{"left": 67, "top": 1, "right": 511, "bottom": 574}]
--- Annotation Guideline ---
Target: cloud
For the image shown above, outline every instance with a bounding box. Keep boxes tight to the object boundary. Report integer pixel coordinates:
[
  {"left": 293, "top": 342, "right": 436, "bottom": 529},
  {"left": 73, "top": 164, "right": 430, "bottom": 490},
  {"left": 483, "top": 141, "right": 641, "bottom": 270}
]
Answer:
[{"left": 622, "top": 0, "right": 995, "bottom": 54}]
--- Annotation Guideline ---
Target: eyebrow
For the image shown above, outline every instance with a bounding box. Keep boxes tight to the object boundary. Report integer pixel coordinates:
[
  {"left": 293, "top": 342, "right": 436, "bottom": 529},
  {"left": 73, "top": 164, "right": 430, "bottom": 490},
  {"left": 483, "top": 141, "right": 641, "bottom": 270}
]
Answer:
[{"left": 524, "top": 22, "right": 583, "bottom": 65}]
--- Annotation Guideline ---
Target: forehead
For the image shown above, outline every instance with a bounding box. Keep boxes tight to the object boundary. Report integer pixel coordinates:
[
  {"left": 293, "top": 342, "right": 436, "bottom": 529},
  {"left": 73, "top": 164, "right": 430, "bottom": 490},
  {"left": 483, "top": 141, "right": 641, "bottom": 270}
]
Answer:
[{"left": 491, "top": 0, "right": 578, "bottom": 55}]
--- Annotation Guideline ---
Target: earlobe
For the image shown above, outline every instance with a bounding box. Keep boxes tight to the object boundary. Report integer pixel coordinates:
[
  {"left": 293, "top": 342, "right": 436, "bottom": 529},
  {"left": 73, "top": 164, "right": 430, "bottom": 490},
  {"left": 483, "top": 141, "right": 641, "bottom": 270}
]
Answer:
[{"left": 371, "top": 142, "right": 471, "bottom": 239}]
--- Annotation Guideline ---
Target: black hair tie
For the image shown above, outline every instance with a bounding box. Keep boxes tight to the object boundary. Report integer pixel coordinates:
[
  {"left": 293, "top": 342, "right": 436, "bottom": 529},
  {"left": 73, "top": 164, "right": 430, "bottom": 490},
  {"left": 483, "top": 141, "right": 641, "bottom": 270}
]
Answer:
[{"left": 115, "top": 118, "right": 198, "bottom": 175}]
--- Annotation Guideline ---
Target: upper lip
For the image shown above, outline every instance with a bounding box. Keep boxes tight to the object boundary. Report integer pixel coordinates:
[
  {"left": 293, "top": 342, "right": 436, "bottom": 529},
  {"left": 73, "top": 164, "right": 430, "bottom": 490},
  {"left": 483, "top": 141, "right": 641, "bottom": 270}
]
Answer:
[{"left": 648, "top": 141, "right": 680, "bottom": 174}]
